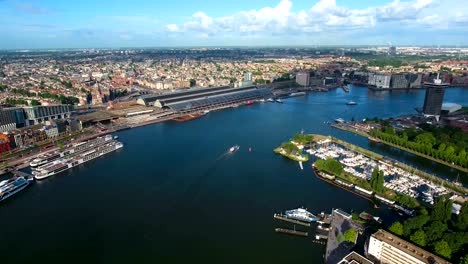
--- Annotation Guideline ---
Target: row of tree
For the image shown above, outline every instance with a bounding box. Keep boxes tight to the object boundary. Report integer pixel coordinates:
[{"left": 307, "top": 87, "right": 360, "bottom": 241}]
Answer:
[
  {"left": 388, "top": 197, "right": 468, "bottom": 261},
  {"left": 370, "top": 128, "right": 468, "bottom": 168}
]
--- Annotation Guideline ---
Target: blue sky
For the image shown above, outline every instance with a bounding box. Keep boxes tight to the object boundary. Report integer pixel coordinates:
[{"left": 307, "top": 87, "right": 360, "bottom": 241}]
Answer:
[{"left": 1, "top": 0, "right": 467, "bottom": 49}]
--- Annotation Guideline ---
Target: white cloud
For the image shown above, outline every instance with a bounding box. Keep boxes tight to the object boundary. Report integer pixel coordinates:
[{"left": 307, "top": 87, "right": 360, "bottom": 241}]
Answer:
[{"left": 165, "top": 0, "right": 464, "bottom": 38}]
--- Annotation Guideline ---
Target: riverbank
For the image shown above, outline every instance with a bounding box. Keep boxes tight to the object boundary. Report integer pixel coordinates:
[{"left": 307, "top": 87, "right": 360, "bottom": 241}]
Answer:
[{"left": 331, "top": 122, "right": 468, "bottom": 174}]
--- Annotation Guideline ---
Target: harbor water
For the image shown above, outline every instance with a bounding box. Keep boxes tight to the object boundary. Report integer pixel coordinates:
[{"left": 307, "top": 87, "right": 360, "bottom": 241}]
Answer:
[{"left": 0, "top": 86, "right": 467, "bottom": 263}]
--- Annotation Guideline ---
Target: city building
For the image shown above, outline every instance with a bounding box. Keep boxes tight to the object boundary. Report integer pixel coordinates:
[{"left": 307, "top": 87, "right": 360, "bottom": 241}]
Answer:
[
  {"left": 388, "top": 46, "right": 397, "bottom": 56},
  {"left": 23, "top": 105, "right": 74, "bottom": 126},
  {"left": 368, "top": 73, "right": 391, "bottom": 89},
  {"left": 296, "top": 72, "right": 310, "bottom": 87},
  {"left": 391, "top": 74, "right": 410, "bottom": 89},
  {"left": 338, "top": 252, "right": 373, "bottom": 264},
  {"left": 244, "top": 72, "right": 252, "bottom": 82},
  {"left": 367, "top": 229, "right": 450, "bottom": 264},
  {"left": 12, "top": 125, "right": 48, "bottom": 148},
  {"left": 422, "top": 75, "right": 449, "bottom": 119},
  {"left": 0, "top": 107, "right": 26, "bottom": 132}
]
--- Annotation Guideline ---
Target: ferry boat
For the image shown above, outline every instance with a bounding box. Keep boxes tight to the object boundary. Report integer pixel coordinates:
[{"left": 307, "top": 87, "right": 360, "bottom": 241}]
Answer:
[
  {"left": 29, "top": 135, "right": 113, "bottom": 167},
  {"left": 0, "top": 176, "right": 33, "bottom": 202},
  {"left": 285, "top": 208, "right": 317, "bottom": 222},
  {"left": 33, "top": 141, "right": 123, "bottom": 180},
  {"left": 229, "top": 145, "right": 240, "bottom": 153},
  {"left": 346, "top": 101, "right": 357, "bottom": 105}
]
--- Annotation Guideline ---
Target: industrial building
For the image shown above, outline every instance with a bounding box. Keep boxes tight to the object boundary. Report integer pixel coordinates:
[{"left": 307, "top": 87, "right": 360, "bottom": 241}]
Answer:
[
  {"left": 368, "top": 73, "right": 391, "bottom": 89},
  {"left": 0, "top": 107, "right": 26, "bottom": 133},
  {"left": 0, "top": 105, "right": 74, "bottom": 132},
  {"left": 367, "top": 230, "right": 450, "bottom": 264},
  {"left": 391, "top": 74, "right": 423, "bottom": 89},
  {"left": 23, "top": 105, "right": 74, "bottom": 126},
  {"left": 137, "top": 86, "right": 272, "bottom": 112}
]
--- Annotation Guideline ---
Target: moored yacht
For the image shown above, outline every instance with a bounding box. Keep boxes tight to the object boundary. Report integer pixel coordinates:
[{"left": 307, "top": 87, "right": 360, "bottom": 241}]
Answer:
[
  {"left": 0, "top": 176, "right": 33, "bottom": 202},
  {"left": 285, "top": 208, "right": 317, "bottom": 222}
]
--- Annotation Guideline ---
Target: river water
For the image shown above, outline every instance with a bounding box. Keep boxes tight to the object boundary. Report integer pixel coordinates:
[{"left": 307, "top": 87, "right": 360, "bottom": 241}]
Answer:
[{"left": 0, "top": 86, "right": 467, "bottom": 263}]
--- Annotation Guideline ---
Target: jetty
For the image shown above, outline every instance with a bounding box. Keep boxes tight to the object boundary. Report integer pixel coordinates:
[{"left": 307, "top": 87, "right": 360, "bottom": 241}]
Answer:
[
  {"left": 274, "top": 213, "right": 310, "bottom": 227},
  {"left": 275, "top": 228, "right": 308, "bottom": 237}
]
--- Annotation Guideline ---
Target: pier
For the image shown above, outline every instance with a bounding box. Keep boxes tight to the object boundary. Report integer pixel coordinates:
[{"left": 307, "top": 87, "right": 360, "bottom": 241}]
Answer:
[
  {"left": 275, "top": 228, "right": 308, "bottom": 237},
  {"left": 274, "top": 213, "right": 311, "bottom": 227}
]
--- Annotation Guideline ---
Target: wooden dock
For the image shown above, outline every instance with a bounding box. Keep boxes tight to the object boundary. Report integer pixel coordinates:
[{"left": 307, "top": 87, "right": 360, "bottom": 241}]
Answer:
[
  {"left": 275, "top": 228, "right": 308, "bottom": 237},
  {"left": 274, "top": 213, "right": 311, "bottom": 227}
]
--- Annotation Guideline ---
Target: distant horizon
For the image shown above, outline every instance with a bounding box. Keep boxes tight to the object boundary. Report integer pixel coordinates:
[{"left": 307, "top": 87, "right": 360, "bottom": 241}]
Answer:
[
  {"left": 1, "top": 0, "right": 467, "bottom": 49},
  {"left": 2, "top": 44, "right": 468, "bottom": 52}
]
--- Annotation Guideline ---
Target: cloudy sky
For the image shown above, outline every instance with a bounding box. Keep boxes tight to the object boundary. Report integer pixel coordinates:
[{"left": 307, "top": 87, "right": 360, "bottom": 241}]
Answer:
[{"left": 1, "top": 0, "right": 467, "bottom": 49}]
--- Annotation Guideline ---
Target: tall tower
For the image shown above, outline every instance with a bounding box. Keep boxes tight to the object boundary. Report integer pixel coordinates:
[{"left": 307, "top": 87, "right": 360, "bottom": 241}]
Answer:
[{"left": 422, "top": 73, "right": 448, "bottom": 121}]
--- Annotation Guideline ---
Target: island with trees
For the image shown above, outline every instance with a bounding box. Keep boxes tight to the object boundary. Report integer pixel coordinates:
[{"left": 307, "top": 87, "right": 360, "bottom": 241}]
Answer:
[{"left": 273, "top": 133, "right": 313, "bottom": 162}]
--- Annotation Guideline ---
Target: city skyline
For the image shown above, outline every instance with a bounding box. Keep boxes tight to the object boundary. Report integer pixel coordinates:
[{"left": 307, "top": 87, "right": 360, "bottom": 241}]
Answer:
[{"left": 1, "top": 0, "right": 468, "bottom": 49}]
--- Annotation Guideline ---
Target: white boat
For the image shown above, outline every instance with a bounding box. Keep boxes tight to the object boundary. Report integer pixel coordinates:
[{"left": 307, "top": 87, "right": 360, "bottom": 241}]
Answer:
[
  {"left": 0, "top": 179, "right": 9, "bottom": 187},
  {"left": 346, "top": 101, "right": 357, "bottom": 105},
  {"left": 0, "top": 176, "right": 33, "bottom": 202},
  {"left": 34, "top": 141, "right": 123, "bottom": 180},
  {"left": 285, "top": 208, "right": 317, "bottom": 222},
  {"left": 229, "top": 145, "right": 240, "bottom": 153}
]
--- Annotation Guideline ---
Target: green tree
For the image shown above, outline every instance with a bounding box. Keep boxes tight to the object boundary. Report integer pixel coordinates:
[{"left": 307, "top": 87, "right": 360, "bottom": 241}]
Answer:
[
  {"left": 404, "top": 215, "right": 430, "bottom": 236},
  {"left": 314, "top": 158, "right": 343, "bottom": 176},
  {"left": 389, "top": 221, "right": 404, "bottom": 236},
  {"left": 343, "top": 228, "right": 357, "bottom": 243},
  {"left": 431, "top": 196, "right": 453, "bottom": 223},
  {"left": 425, "top": 221, "right": 447, "bottom": 243},
  {"left": 30, "top": 99, "right": 41, "bottom": 106},
  {"left": 370, "top": 167, "right": 384, "bottom": 193},
  {"left": 433, "top": 240, "right": 451, "bottom": 259},
  {"left": 460, "top": 255, "right": 468, "bottom": 264},
  {"left": 410, "top": 230, "right": 427, "bottom": 247},
  {"left": 455, "top": 203, "right": 468, "bottom": 231}
]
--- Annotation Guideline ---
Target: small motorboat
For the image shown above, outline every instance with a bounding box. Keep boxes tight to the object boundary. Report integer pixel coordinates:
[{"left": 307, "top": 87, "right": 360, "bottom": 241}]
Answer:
[
  {"left": 346, "top": 101, "right": 357, "bottom": 105},
  {"left": 229, "top": 145, "right": 240, "bottom": 153}
]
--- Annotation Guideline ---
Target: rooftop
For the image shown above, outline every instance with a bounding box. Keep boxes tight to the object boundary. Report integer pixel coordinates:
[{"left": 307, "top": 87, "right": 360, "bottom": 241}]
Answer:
[
  {"left": 338, "top": 251, "right": 374, "bottom": 264},
  {"left": 372, "top": 229, "right": 451, "bottom": 264}
]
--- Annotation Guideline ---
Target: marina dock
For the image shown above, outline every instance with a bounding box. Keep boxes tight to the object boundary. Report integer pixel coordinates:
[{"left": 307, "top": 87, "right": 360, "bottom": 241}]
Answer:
[
  {"left": 275, "top": 228, "right": 308, "bottom": 237},
  {"left": 274, "top": 213, "right": 310, "bottom": 227}
]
